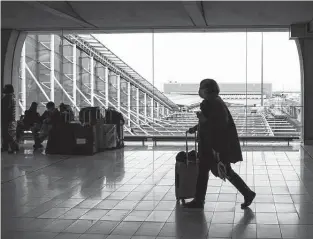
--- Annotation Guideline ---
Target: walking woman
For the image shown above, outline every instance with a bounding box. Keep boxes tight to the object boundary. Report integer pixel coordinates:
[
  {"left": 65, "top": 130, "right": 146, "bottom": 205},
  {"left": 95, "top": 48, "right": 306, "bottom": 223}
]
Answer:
[
  {"left": 1, "top": 84, "right": 19, "bottom": 153},
  {"left": 185, "top": 79, "right": 256, "bottom": 209}
]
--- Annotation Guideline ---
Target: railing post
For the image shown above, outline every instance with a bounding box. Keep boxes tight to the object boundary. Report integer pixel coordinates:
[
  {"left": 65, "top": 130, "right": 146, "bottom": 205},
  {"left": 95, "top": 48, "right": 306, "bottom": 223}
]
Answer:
[{"left": 50, "top": 34, "right": 55, "bottom": 102}]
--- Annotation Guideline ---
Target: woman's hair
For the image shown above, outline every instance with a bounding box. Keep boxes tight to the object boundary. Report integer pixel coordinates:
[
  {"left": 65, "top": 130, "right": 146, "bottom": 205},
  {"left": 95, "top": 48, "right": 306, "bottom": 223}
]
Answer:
[
  {"left": 3, "top": 84, "right": 14, "bottom": 94},
  {"left": 200, "top": 79, "right": 220, "bottom": 95},
  {"left": 46, "top": 101, "right": 55, "bottom": 109},
  {"left": 59, "top": 103, "right": 66, "bottom": 109},
  {"left": 29, "top": 102, "right": 38, "bottom": 110},
  {"left": 30, "top": 102, "right": 38, "bottom": 108}
]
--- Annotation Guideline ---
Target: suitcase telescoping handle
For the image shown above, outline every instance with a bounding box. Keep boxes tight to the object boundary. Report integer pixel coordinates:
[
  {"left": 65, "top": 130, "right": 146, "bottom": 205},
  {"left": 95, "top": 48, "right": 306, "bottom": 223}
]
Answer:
[{"left": 185, "top": 130, "right": 197, "bottom": 166}]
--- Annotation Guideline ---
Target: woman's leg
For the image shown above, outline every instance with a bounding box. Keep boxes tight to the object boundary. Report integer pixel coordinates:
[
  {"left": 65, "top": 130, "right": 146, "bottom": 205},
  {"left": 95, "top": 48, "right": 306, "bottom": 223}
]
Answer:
[
  {"left": 32, "top": 123, "right": 43, "bottom": 148},
  {"left": 2, "top": 124, "right": 9, "bottom": 151},
  {"left": 16, "top": 121, "right": 25, "bottom": 143},
  {"left": 7, "top": 121, "right": 19, "bottom": 153},
  {"left": 226, "top": 164, "right": 256, "bottom": 209},
  {"left": 194, "top": 158, "right": 210, "bottom": 202},
  {"left": 184, "top": 151, "right": 212, "bottom": 209}
]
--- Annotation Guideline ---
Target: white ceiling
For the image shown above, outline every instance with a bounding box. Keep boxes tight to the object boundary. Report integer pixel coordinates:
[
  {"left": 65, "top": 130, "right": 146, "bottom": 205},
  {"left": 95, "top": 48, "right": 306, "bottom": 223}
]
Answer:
[{"left": 1, "top": 1, "right": 313, "bottom": 32}]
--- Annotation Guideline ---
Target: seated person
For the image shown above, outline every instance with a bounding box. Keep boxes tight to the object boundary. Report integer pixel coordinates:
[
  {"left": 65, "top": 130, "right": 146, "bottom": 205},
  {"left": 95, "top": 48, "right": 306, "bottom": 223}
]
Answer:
[
  {"left": 16, "top": 102, "right": 41, "bottom": 142},
  {"left": 33, "top": 102, "right": 61, "bottom": 150},
  {"left": 59, "top": 103, "right": 75, "bottom": 122}
]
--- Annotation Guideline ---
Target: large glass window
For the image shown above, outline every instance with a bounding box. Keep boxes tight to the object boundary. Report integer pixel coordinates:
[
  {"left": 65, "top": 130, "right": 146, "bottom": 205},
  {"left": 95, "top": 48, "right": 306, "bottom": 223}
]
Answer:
[{"left": 18, "top": 31, "right": 301, "bottom": 140}]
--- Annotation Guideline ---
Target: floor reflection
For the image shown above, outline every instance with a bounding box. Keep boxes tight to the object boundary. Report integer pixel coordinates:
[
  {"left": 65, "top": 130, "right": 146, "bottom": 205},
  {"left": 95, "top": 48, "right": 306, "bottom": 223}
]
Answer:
[{"left": 3, "top": 143, "right": 313, "bottom": 239}]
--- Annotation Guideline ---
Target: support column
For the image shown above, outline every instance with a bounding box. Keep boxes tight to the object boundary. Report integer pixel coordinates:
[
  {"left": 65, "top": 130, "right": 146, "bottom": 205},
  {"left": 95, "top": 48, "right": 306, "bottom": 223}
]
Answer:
[
  {"left": 136, "top": 88, "right": 140, "bottom": 123},
  {"left": 144, "top": 93, "right": 147, "bottom": 123},
  {"left": 105, "top": 67, "right": 109, "bottom": 108},
  {"left": 151, "top": 97, "right": 154, "bottom": 119},
  {"left": 50, "top": 34, "right": 55, "bottom": 102},
  {"left": 21, "top": 43, "right": 26, "bottom": 112},
  {"left": 127, "top": 82, "right": 131, "bottom": 127},
  {"left": 117, "top": 75, "right": 121, "bottom": 111},
  {"left": 90, "top": 56, "right": 94, "bottom": 106},
  {"left": 162, "top": 105, "right": 165, "bottom": 118},
  {"left": 290, "top": 24, "right": 313, "bottom": 145},
  {"left": 156, "top": 101, "right": 160, "bottom": 119},
  {"left": 72, "top": 43, "right": 77, "bottom": 108}
]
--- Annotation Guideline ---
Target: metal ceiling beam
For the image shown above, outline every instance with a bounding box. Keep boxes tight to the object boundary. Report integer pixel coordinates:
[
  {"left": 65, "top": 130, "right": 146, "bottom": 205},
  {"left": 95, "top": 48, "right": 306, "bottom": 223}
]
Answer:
[
  {"left": 182, "top": 1, "right": 207, "bottom": 27},
  {"left": 26, "top": 2, "right": 96, "bottom": 28}
]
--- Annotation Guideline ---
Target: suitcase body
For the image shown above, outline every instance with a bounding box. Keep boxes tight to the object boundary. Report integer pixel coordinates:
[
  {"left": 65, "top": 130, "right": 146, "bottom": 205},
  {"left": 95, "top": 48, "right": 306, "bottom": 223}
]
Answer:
[
  {"left": 116, "top": 124, "right": 124, "bottom": 148},
  {"left": 71, "top": 123, "right": 97, "bottom": 155},
  {"left": 175, "top": 132, "right": 199, "bottom": 203},
  {"left": 103, "top": 124, "right": 117, "bottom": 149},
  {"left": 45, "top": 124, "right": 75, "bottom": 155},
  {"left": 105, "top": 109, "right": 124, "bottom": 148}
]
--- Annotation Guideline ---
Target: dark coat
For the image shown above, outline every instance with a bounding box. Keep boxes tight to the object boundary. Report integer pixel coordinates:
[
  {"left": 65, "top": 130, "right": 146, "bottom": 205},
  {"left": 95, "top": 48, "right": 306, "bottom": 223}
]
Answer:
[
  {"left": 198, "top": 96, "right": 243, "bottom": 164},
  {"left": 1, "top": 93, "right": 16, "bottom": 124},
  {"left": 23, "top": 110, "right": 41, "bottom": 128}
]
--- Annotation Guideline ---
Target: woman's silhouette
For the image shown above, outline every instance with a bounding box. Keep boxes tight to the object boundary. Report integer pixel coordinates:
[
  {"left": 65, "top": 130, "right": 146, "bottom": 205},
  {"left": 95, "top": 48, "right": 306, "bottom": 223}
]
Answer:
[{"left": 185, "top": 79, "right": 256, "bottom": 209}]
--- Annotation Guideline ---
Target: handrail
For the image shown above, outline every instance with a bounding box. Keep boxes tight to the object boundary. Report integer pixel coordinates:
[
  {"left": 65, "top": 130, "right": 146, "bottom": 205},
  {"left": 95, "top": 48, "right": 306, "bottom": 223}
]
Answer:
[{"left": 124, "top": 135, "right": 300, "bottom": 146}]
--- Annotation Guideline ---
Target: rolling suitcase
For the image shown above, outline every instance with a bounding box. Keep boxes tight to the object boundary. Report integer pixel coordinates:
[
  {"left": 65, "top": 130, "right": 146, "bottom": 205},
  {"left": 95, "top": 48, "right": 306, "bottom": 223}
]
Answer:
[
  {"left": 70, "top": 123, "right": 97, "bottom": 155},
  {"left": 175, "top": 131, "right": 199, "bottom": 204},
  {"left": 103, "top": 124, "right": 117, "bottom": 149}
]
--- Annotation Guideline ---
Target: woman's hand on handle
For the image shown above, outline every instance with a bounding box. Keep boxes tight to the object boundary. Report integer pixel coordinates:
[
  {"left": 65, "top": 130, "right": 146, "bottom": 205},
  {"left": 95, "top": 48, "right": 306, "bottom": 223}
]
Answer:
[{"left": 187, "top": 126, "right": 197, "bottom": 134}]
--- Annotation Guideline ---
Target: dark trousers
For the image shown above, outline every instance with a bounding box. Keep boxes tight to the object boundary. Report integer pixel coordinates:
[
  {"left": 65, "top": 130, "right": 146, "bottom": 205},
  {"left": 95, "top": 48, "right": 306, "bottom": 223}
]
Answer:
[
  {"left": 32, "top": 123, "right": 51, "bottom": 146},
  {"left": 16, "top": 121, "right": 31, "bottom": 142},
  {"left": 195, "top": 152, "right": 252, "bottom": 201},
  {"left": 2, "top": 122, "right": 18, "bottom": 151}
]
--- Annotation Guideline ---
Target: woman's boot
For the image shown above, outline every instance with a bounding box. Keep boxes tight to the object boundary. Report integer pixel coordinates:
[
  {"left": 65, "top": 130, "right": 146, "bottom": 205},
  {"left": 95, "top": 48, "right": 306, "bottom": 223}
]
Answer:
[{"left": 227, "top": 171, "right": 256, "bottom": 209}]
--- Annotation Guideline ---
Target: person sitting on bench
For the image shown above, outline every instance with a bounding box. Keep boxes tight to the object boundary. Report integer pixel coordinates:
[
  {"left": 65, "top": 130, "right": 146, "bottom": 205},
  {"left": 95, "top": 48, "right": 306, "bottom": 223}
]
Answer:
[
  {"left": 33, "top": 102, "right": 61, "bottom": 150},
  {"left": 16, "top": 102, "right": 40, "bottom": 143}
]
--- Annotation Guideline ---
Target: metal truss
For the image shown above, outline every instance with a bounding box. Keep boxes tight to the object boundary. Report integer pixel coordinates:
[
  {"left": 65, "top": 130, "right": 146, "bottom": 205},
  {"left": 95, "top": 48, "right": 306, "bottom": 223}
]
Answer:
[
  {"left": 64, "top": 34, "right": 177, "bottom": 111},
  {"left": 18, "top": 34, "right": 175, "bottom": 136}
]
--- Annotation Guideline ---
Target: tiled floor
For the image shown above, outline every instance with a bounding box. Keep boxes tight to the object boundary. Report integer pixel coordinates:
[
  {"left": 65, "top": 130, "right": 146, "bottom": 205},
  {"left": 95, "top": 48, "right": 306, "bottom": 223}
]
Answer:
[{"left": 2, "top": 142, "right": 313, "bottom": 239}]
